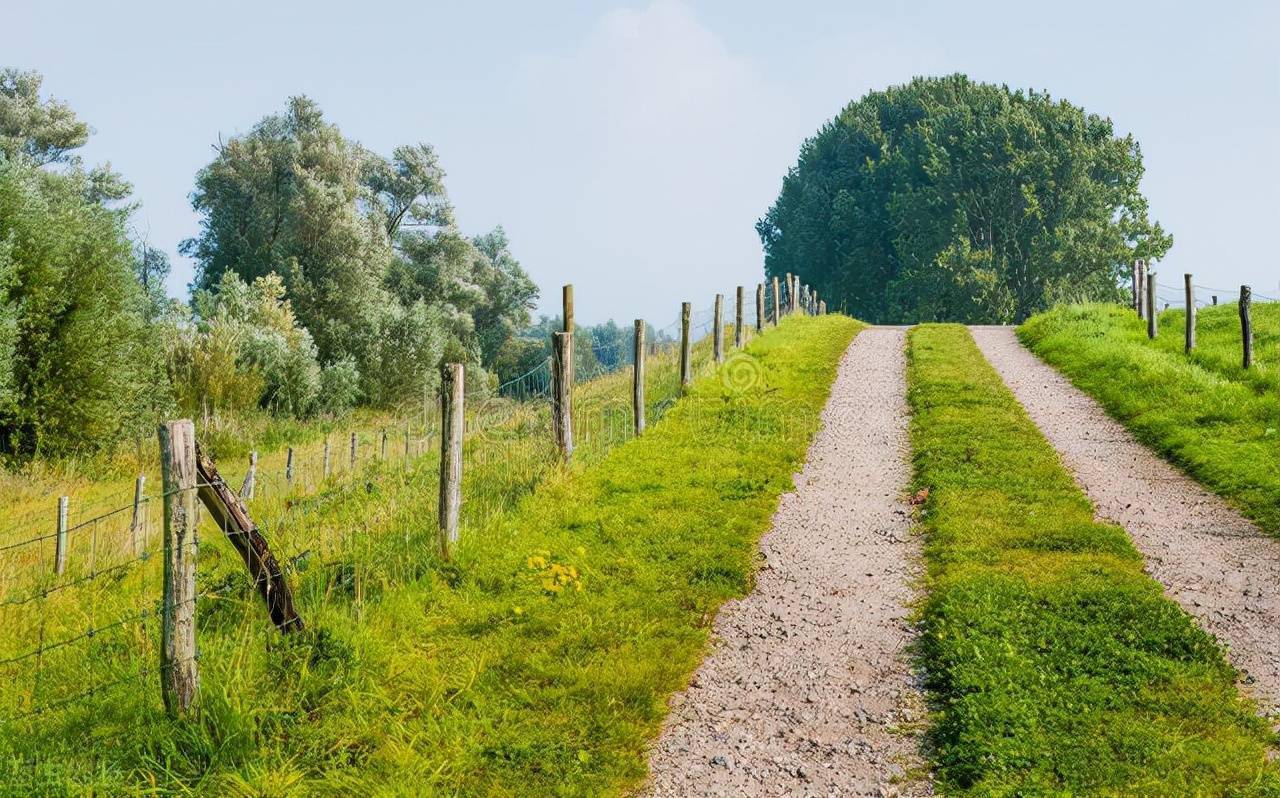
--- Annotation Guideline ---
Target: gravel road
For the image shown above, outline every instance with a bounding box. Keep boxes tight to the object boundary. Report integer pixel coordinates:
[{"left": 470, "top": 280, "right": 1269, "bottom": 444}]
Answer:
[
  {"left": 971, "top": 325, "right": 1280, "bottom": 716},
  {"left": 642, "top": 328, "right": 930, "bottom": 797}
]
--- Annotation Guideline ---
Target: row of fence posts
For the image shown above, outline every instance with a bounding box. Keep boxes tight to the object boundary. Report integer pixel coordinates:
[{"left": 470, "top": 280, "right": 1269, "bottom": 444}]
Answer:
[
  {"left": 1131, "top": 259, "right": 1258, "bottom": 367},
  {"left": 52, "top": 274, "right": 825, "bottom": 719}
]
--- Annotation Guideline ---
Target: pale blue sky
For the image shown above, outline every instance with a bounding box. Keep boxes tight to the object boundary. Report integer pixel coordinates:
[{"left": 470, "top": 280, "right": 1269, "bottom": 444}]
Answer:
[{"left": 8, "top": 0, "right": 1278, "bottom": 323}]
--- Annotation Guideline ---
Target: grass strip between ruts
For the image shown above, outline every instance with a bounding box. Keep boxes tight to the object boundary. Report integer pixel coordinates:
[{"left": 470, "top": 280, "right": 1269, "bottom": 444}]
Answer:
[{"left": 907, "top": 323, "right": 1278, "bottom": 795}]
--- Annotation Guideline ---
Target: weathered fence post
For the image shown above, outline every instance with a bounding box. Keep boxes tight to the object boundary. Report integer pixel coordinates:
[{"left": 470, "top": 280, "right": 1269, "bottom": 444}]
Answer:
[
  {"left": 129, "top": 474, "right": 146, "bottom": 555},
  {"left": 1184, "top": 274, "right": 1196, "bottom": 353},
  {"left": 552, "top": 332, "right": 574, "bottom": 460},
  {"left": 633, "top": 319, "right": 646, "bottom": 436},
  {"left": 820, "top": 300, "right": 827, "bottom": 315},
  {"left": 240, "top": 451, "right": 257, "bottom": 500},
  {"left": 1137, "top": 260, "right": 1147, "bottom": 319},
  {"left": 772, "top": 277, "right": 781, "bottom": 325},
  {"left": 404, "top": 421, "right": 411, "bottom": 459},
  {"left": 1136, "top": 258, "right": 1146, "bottom": 315},
  {"left": 349, "top": 431, "right": 357, "bottom": 467},
  {"left": 784, "top": 273, "right": 792, "bottom": 315},
  {"left": 1212, "top": 295, "right": 1219, "bottom": 306},
  {"left": 322, "top": 438, "right": 331, "bottom": 479},
  {"left": 735, "top": 286, "right": 744, "bottom": 348},
  {"left": 679, "top": 302, "right": 692, "bottom": 391},
  {"left": 1240, "top": 286, "right": 1253, "bottom": 368},
  {"left": 1146, "top": 271, "right": 1158, "bottom": 339},
  {"left": 158, "top": 419, "right": 198, "bottom": 717},
  {"left": 54, "top": 495, "right": 68, "bottom": 575},
  {"left": 755, "top": 283, "right": 764, "bottom": 333},
  {"left": 380, "top": 430, "right": 388, "bottom": 460},
  {"left": 438, "top": 363, "right": 464, "bottom": 558},
  {"left": 285, "top": 447, "right": 294, "bottom": 486},
  {"left": 713, "top": 293, "right": 724, "bottom": 364}
]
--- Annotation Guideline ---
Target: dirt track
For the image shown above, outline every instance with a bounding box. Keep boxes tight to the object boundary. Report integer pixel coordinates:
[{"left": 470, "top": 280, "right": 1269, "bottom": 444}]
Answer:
[
  {"left": 643, "top": 328, "right": 930, "bottom": 797},
  {"left": 972, "top": 325, "right": 1280, "bottom": 717}
]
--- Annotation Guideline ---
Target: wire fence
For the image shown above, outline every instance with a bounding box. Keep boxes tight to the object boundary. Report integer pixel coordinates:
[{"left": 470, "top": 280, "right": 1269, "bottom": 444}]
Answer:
[{"left": 0, "top": 278, "right": 803, "bottom": 733}]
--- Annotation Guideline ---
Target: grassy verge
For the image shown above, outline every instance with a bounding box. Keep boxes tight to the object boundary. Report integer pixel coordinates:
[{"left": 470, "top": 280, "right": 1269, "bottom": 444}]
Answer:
[
  {"left": 1018, "top": 303, "right": 1279, "bottom": 532},
  {"left": 908, "top": 323, "right": 1277, "bottom": 794},
  {"left": 0, "top": 314, "right": 859, "bottom": 795}
]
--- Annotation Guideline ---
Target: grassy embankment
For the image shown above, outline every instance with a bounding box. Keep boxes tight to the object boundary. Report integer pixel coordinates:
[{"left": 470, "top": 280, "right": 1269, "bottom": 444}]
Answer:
[
  {"left": 908, "top": 324, "right": 1277, "bottom": 794},
  {"left": 1018, "top": 302, "right": 1279, "bottom": 532},
  {"left": 0, "top": 314, "right": 859, "bottom": 795}
]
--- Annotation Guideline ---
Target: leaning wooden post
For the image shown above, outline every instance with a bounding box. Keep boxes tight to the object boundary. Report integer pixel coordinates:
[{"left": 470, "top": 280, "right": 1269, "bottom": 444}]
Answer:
[
  {"left": 158, "top": 419, "right": 198, "bottom": 717},
  {"left": 1184, "top": 274, "right": 1196, "bottom": 353},
  {"left": 1240, "top": 286, "right": 1253, "bottom": 368},
  {"left": 713, "top": 293, "right": 724, "bottom": 364},
  {"left": 679, "top": 302, "right": 692, "bottom": 391},
  {"left": 129, "top": 474, "right": 146, "bottom": 555},
  {"left": 755, "top": 284, "right": 764, "bottom": 333},
  {"left": 54, "top": 495, "right": 69, "bottom": 575},
  {"left": 633, "top": 320, "right": 646, "bottom": 436},
  {"left": 349, "top": 431, "right": 357, "bottom": 467},
  {"left": 1146, "top": 271, "right": 1158, "bottom": 339},
  {"left": 771, "top": 277, "right": 781, "bottom": 325},
  {"left": 240, "top": 451, "right": 257, "bottom": 500},
  {"left": 551, "top": 332, "right": 574, "bottom": 460},
  {"left": 438, "top": 363, "right": 464, "bottom": 558},
  {"left": 735, "top": 286, "right": 745, "bottom": 348}
]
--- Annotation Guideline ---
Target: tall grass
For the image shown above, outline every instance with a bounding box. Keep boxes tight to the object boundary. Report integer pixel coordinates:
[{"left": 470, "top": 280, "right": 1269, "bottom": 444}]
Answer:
[{"left": 0, "top": 314, "right": 851, "bottom": 795}]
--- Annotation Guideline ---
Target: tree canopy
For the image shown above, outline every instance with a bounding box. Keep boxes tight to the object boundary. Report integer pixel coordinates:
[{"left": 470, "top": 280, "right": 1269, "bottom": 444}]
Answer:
[{"left": 757, "top": 75, "right": 1172, "bottom": 323}]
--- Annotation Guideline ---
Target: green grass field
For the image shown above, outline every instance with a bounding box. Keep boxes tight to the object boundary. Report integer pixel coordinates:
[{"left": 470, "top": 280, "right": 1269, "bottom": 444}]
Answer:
[
  {"left": 907, "top": 323, "right": 1278, "bottom": 794},
  {"left": 1019, "top": 302, "right": 1279, "bottom": 532},
  {"left": 0, "top": 314, "right": 858, "bottom": 795}
]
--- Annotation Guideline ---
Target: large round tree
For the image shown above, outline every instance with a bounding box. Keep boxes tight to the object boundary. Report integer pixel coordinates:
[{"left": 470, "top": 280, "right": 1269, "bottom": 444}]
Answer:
[{"left": 757, "top": 75, "right": 1171, "bottom": 323}]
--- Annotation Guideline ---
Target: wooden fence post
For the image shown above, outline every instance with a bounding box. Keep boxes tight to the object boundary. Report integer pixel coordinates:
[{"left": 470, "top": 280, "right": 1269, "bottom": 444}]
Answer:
[
  {"left": 552, "top": 332, "right": 574, "bottom": 460},
  {"left": 755, "top": 284, "right": 764, "bottom": 333},
  {"left": 1132, "top": 260, "right": 1142, "bottom": 315},
  {"left": 54, "top": 495, "right": 68, "bottom": 575},
  {"left": 713, "top": 293, "right": 724, "bottom": 364},
  {"left": 679, "top": 302, "right": 692, "bottom": 391},
  {"left": 1184, "top": 274, "right": 1196, "bottom": 353},
  {"left": 381, "top": 429, "right": 388, "bottom": 460},
  {"left": 285, "top": 447, "right": 294, "bottom": 486},
  {"left": 633, "top": 319, "right": 646, "bottom": 436},
  {"left": 563, "top": 283, "right": 574, "bottom": 376},
  {"left": 1240, "top": 285, "right": 1253, "bottom": 368},
  {"left": 735, "top": 286, "right": 744, "bottom": 348},
  {"left": 404, "top": 421, "right": 411, "bottom": 459},
  {"left": 1212, "top": 295, "right": 1219, "bottom": 306},
  {"left": 158, "top": 419, "right": 198, "bottom": 717},
  {"left": 349, "top": 431, "right": 357, "bottom": 467},
  {"left": 772, "top": 277, "right": 781, "bottom": 325},
  {"left": 784, "top": 273, "right": 792, "bottom": 315},
  {"left": 240, "top": 451, "right": 257, "bottom": 500},
  {"left": 322, "top": 438, "right": 331, "bottom": 479},
  {"left": 1146, "top": 271, "right": 1158, "bottom": 339},
  {"left": 438, "top": 363, "right": 464, "bottom": 558},
  {"left": 129, "top": 474, "right": 146, "bottom": 555}
]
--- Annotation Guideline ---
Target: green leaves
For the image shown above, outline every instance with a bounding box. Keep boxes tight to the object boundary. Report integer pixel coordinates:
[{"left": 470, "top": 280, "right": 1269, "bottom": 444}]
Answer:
[{"left": 760, "top": 75, "right": 1173, "bottom": 324}]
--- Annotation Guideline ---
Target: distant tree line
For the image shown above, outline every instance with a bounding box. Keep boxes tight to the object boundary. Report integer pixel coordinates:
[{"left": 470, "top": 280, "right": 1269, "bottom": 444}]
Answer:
[
  {"left": 0, "top": 69, "right": 540, "bottom": 461},
  {"left": 757, "top": 74, "right": 1173, "bottom": 324}
]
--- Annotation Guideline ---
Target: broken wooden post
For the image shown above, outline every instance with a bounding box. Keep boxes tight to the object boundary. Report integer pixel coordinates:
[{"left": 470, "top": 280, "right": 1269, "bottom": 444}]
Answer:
[
  {"left": 240, "top": 451, "right": 257, "bottom": 500},
  {"left": 713, "top": 293, "right": 724, "bottom": 364},
  {"left": 438, "top": 363, "right": 464, "bottom": 557},
  {"left": 1147, "top": 271, "right": 1158, "bottom": 339},
  {"left": 633, "top": 319, "right": 646, "bottom": 436},
  {"left": 680, "top": 302, "right": 692, "bottom": 391},
  {"left": 194, "top": 441, "right": 303, "bottom": 632},
  {"left": 129, "top": 474, "right": 146, "bottom": 555},
  {"left": 54, "top": 495, "right": 68, "bottom": 575},
  {"left": 1240, "top": 285, "right": 1253, "bottom": 368},
  {"left": 1184, "top": 274, "right": 1196, "bottom": 353},
  {"left": 158, "top": 419, "right": 199, "bottom": 716},
  {"left": 552, "top": 332, "right": 574, "bottom": 460}
]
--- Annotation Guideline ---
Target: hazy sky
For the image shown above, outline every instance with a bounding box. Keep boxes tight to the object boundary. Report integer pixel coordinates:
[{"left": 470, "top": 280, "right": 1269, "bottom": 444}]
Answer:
[{"left": 9, "top": 0, "right": 1278, "bottom": 323}]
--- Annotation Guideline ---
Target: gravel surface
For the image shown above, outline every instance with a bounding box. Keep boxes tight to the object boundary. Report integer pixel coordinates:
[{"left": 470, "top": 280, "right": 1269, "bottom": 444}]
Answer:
[
  {"left": 971, "top": 326, "right": 1280, "bottom": 716},
  {"left": 642, "top": 328, "right": 930, "bottom": 797}
]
